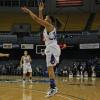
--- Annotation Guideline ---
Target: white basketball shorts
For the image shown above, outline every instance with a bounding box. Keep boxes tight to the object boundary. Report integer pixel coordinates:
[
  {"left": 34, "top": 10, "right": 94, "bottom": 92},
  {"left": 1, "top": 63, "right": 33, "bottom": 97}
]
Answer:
[
  {"left": 23, "top": 63, "right": 32, "bottom": 74},
  {"left": 45, "top": 44, "right": 61, "bottom": 67}
]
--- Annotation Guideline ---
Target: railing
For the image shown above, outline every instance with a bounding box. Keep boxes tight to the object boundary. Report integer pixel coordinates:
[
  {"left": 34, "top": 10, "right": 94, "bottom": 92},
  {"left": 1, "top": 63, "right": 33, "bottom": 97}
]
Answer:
[
  {"left": 0, "top": 0, "right": 45, "bottom": 7},
  {"left": 56, "top": 0, "right": 83, "bottom": 7}
]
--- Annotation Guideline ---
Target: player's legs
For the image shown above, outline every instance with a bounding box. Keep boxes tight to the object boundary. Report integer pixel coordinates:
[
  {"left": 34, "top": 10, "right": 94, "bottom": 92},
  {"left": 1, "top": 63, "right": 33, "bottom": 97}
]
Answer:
[
  {"left": 23, "top": 65, "right": 27, "bottom": 83},
  {"left": 28, "top": 72, "right": 32, "bottom": 83},
  {"left": 23, "top": 73, "right": 26, "bottom": 82},
  {"left": 46, "top": 54, "right": 57, "bottom": 88},
  {"left": 48, "top": 66, "right": 56, "bottom": 88},
  {"left": 45, "top": 45, "right": 61, "bottom": 97},
  {"left": 27, "top": 66, "right": 32, "bottom": 83},
  {"left": 29, "top": 72, "right": 32, "bottom": 79},
  {"left": 46, "top": 56, "right": 59, "bottom": 97}
]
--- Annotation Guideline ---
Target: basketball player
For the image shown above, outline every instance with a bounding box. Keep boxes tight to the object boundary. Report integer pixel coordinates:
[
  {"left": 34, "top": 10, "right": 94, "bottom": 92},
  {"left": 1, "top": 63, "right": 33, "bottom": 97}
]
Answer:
[
  {"left": 0, "top": 53, "right": 9, "bottom": 57},
  {"left": 20, "top": 51, "right": 32, "bottom": 83},
  {"left": 21, "top": 2, "right": 61, "bottom": 97}
]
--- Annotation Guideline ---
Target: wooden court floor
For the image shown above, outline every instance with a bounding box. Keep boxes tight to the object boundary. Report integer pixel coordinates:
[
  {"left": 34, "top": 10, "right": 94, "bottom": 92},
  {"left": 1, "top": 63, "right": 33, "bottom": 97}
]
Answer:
[{"left": 0, "top": 77, "right": 100, "bottom": 100}]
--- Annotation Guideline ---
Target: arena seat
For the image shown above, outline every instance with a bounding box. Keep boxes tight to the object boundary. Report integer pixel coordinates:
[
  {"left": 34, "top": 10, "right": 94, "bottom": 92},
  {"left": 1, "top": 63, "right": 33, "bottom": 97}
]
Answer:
[{"left": 23, "top": 36, "right": 34, "bottom": 43}]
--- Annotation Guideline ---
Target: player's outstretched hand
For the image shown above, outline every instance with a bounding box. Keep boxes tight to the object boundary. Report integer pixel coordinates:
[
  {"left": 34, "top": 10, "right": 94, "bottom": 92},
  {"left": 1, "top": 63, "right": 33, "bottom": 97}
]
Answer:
[
  {"left": 39, "top": 1, "right": 44, "bottom": 11},
  {"left": 5, "top": 54, "right": 10, "bottom": 57}
]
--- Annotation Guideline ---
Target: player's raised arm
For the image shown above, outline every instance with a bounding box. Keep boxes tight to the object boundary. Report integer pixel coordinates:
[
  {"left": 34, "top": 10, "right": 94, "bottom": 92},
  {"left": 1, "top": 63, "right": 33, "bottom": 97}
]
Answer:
[
  {"left": 21, "top": 7, "right": 53, "bottom": 31},
  {"left": 0, "top": 53, "right": 9, "bottom": 57},
  {"left": 39, "top": 1, "right": 44, "bottom": 19}
]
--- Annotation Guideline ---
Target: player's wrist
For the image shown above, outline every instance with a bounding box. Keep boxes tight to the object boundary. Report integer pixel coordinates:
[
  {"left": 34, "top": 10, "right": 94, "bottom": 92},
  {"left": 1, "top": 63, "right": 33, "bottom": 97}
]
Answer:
[
  {"left": 5, "top": 54, "right": 9, "bottom": 57},
  {"left": 39, "top": 9, "right": 43, "bottom": 12}
]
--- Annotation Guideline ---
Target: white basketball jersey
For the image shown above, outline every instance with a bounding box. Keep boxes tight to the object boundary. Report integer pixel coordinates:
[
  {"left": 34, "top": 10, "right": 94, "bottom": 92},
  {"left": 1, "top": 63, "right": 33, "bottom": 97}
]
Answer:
[
  {"left": 23, "top": 55, "right": 30, "bottom": 64},
  {"left": 43, "top": 28, "right": 57, "bottom": 46}
]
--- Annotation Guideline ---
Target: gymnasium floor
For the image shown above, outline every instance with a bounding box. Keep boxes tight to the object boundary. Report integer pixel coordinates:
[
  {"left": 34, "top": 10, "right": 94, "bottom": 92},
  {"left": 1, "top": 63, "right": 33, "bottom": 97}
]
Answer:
[{"left": 0, "top": 77, "right": 100, "bottom": 100}]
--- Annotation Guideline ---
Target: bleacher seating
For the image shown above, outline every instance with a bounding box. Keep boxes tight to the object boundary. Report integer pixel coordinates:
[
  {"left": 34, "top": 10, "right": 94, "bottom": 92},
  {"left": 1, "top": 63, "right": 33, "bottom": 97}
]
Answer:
[
  {"left": 0, "top": 35, "right": 17, "bottom": 43},
  {"left": 23, "top": 36, "right": 34, "bottom": 43},
  {"left": 0, "top": 0, "right": 41, "bottom": 7},
  {"left": 32, "top": 59, "right": 46, "bottom": 67},
  {"left": 0, "top": 32, "right": 11, "bottom": 35},
  {"left": 80, "top": 35, "right": 98, "bottom": 43}
]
